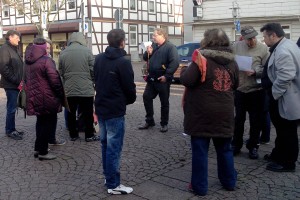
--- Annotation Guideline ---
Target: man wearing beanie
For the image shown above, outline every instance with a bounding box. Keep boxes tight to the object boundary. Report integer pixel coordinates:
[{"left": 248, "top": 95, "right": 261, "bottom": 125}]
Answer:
[{"left": 231, "top": 26, "right": 269, "bottom": 159}]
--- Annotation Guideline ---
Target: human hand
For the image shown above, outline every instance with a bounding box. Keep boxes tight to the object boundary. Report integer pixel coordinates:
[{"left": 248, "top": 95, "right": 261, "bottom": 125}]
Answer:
[
  {"left": 147, "top": 46, "right": 153, "bottom": 55},
  {"left": 158, "top": 76, "right": 166, "bottom": 83},
  {"left": 246, "top": 70, "right": 255, "bottom": 76}
]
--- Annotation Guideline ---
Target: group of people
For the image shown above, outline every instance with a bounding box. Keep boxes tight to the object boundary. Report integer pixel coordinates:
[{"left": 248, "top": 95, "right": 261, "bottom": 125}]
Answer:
[
  {"left": 0, "top": 23, "right": 299, "bottom": 196},
  {"left": 180, "top": 23, "right": 300, "bottom": 196},
  {"left": 0, "top": 29, "right": 136, "bottom": 195}
]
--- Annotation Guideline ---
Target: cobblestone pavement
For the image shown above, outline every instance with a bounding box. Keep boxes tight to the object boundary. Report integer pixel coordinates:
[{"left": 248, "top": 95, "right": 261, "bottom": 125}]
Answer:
[{"left": 0, "top": 62, "right": 299, "bottom": 200}]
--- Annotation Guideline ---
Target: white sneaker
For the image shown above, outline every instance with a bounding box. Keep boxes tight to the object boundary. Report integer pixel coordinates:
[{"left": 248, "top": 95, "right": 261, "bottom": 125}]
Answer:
[{"left": 107, "top": 184, "right": 133, "bottom": 195}]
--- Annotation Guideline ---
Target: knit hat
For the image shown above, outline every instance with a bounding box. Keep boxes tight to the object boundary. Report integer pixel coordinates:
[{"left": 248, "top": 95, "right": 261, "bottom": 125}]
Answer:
[{"left": 241, "top": 26, "right": 258, "bottom": 39}]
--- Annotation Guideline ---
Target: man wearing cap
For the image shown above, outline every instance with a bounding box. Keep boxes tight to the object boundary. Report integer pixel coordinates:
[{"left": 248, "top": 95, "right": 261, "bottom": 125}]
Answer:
[{"left": 231, "top": 26, "right": 269, "bottom": 159}]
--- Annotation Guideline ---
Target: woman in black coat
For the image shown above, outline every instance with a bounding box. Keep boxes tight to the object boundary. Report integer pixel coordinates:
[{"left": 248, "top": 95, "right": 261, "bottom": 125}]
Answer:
[{"left": 180, "top": 29, "right": 239, "bottom": 196}]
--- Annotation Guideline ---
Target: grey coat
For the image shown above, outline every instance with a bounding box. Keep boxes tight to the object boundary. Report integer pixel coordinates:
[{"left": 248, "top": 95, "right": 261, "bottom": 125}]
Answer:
[
  {"left": 59, "top": 32, "right": 95, "bottom": 97},
  {"left": 267, "top": 37, "right": 300, "bottom": 120}
]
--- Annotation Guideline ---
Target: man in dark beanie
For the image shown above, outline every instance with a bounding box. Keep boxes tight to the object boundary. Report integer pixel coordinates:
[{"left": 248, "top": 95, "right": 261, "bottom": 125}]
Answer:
[{"left": 0, "top": 30, "right": 24, "bottom": 140}]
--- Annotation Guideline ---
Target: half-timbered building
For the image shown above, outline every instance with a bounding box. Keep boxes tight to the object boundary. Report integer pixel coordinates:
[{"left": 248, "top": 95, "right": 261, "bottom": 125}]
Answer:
[{"left": 0, "top": 0, "right": 184, "bottom": 62}]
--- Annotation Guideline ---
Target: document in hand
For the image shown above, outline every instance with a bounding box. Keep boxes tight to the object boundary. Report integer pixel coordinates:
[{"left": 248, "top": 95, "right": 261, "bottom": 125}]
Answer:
[
  {"left": 139, "top": 41, "right": 152, "bottom": 51},
  {"left": 235, "top": 55, "right": 253, "bottom": 71}
]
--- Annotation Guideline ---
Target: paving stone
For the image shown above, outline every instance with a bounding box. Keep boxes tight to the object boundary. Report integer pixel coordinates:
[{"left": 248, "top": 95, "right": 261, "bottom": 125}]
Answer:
[{"left": 0, "top": 63, "right": 299, "bottom": 199}]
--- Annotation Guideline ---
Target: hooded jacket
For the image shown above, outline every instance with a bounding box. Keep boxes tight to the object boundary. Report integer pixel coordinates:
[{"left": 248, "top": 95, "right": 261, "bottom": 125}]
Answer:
[
  {"left": 180, "top": 47, "right": 239, "bottom": 138},
  {"left": 0, "top": 41, "right": 24, "bottom": 89},
  {"left": 94, "top": 46, "right": 136, "bottom": 120},
  {"left": 25, "top": 44, "right": 63, "bottom": 115},
  {"left": 59, "top": 32, "right": 95, "bottom": 97}
]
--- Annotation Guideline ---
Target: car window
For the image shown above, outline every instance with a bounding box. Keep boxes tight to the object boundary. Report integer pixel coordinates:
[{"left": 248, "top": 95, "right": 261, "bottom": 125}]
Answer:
[
  {"left": 177, "top": 46, "right": 189, "bottom": 56},
  {"left": 177, "top": 43, "right": 200, "bottom": 57}
]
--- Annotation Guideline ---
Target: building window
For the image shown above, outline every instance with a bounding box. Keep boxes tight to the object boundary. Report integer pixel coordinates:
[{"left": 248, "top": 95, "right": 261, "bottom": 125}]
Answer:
[
  {"left": 169, "top": 0, "right": 174, "bottom": 15},
  {"left": 67, "top": 0, "right": 76, "bottom": 10},
  {"left": 129, "top": 25, "right": 137, "bottom": 46},
  {"left": 282, "top": 25, "right": 290, "bottom": 39},
  {"left": 17, "top": 8, "right": 24, "bottom": 16},
  {"left": 148, "top": 0, "right": 155, "bottom": 13},
  {"left": 149, "top": 26, "right": 155, "bottom": 40},
  {"left": 129, "top": 0, "right": 137, "bottom": 11},
  {"left": 50, "top": 1, "right": 57, "bottom": 12},
  {"left": 3, "top": 5, "right": 10, "bottom": 18}
]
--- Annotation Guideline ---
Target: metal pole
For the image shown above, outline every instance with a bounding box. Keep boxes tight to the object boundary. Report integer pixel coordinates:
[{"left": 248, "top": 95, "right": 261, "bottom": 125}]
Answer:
[
  {"left": 82, "top": 1, "right": 85, "bottom": 34},
  {"left": 118, "top": 8, "right": 120, "bottom": 29}
]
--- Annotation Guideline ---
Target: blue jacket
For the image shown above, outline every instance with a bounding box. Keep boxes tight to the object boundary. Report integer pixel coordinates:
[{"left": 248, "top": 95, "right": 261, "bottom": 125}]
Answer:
[{"left": 94, "top": 46, "right": 136, "bottom": 120}]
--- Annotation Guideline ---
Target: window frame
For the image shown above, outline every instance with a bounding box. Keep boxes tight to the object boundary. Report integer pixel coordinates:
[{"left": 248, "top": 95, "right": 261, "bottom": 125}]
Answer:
[
  {"left": 148, "top": 0, "right": 156, "bottom": 14},
  {"left": 148, "top": 26, "right": 155, "bottom": 40},
  {"left": 49, "top": 0, "right": 58, "bottom": 13},
  {"left": 67, "top": 0, "right": 76, "bottom": 11},
  {"left": 168, "top": 0, "right": 174, "bottom": 16},
  {"left": 129, "top": 25, "right": 138, "bottom": 46},
  {"left": 3, "top": 5, "right": 10, "bottom": 18},
  {"left": 129, "top": 0, "right": 137, "bottom": 12}
]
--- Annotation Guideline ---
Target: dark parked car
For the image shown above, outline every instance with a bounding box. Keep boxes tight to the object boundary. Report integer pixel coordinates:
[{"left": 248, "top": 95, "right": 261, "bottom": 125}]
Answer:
[{"left": 173, "top": 42, "right": 200, "bottom": 82}]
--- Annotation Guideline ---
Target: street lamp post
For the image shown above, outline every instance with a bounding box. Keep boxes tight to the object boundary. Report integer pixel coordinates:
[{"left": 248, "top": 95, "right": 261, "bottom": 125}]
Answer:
[{"left": 231, "top": 1, "right": 240, "bottom": 41}]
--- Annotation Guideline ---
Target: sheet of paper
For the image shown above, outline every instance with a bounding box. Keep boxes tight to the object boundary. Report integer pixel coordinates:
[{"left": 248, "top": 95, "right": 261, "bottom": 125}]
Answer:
[
  {"left": 139, "top": 41, "right": 152, "bottom": 51},
  {"left": 235, "top": 55, "right": 253, "bottom": 71}
]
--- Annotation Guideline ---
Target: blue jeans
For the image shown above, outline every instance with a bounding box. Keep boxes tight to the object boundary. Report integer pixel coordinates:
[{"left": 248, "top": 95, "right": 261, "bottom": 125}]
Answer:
[
  {"left": 99, "top": 116, "right": 125, "bottom": 189},
  {"left": 4, "top": 89, "right": 19, "bottom": 134},
  {"left": 191, "top": 136, "right": 237, "bottom": 195}
]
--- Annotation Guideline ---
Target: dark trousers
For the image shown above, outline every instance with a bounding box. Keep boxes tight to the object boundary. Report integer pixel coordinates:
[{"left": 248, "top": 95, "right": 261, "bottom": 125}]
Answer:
[
  {"left": 67, "top": 97, "right": 94, "bottom": 139},
  {"left": 35, "top": 114, "right": 57, "bottom": 155},
  {"left": 232, "top": 90, "right": 265, "bottom": 150},
  {"left": 269, "top": 97, "right": 299, "bottom": 167},
  {"left": 143, "top": 81, "right": 170, "bottom": 126}
]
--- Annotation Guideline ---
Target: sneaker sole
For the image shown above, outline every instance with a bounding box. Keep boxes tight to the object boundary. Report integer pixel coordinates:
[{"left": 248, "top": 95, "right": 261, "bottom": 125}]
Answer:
[
  {"left": 49, "top": 142, "right": 66, "bottom": 146},
  {"left": 107, "top": 190, "right": 132, "bottom": 195},
  {"left": 38, "top": 157, "right": 57, "bottom": 161}
]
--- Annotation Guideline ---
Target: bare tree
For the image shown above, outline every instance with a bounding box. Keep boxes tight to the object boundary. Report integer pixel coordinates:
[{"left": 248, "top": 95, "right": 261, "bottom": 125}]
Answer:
[{"left": 3, "top": 0, "right": 66, "bottom": 37}]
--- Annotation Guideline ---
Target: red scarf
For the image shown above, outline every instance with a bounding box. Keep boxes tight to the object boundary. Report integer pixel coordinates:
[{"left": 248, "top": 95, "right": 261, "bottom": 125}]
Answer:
[{"left": 182, "top": 49, "right": 207, "bottom": 107}]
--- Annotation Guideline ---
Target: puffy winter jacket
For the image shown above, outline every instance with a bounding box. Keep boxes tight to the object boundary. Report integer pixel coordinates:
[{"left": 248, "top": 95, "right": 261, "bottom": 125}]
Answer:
[{"left": 25, "top": 44, "right": 64, "bottom": 115}]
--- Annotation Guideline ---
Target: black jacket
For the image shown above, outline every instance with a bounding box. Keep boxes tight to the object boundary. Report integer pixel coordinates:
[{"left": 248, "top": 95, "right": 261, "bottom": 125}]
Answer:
[
  {"left": 180, "top": 47, "right": 239, "bottom": 138},
  {"left": 143, "top": 41, "right": 179, "bottom": 82},
  {"left": 0, "top": 41, "right": 24, "bottom": 89},
  {"left": 94, "top": 46, "right": 136, "bottom": 120}
]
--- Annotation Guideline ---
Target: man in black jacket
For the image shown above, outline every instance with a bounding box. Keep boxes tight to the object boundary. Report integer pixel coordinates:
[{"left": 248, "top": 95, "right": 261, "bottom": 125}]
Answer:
[
  {"left": 94, "top": 29, "right": 136, "bottom": 195},
  {"left": 138, "top": 28, "right": 179, "bottom": 132},
  {"left": 0, "top": 30, "right": 24, "bottom": 140}
]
